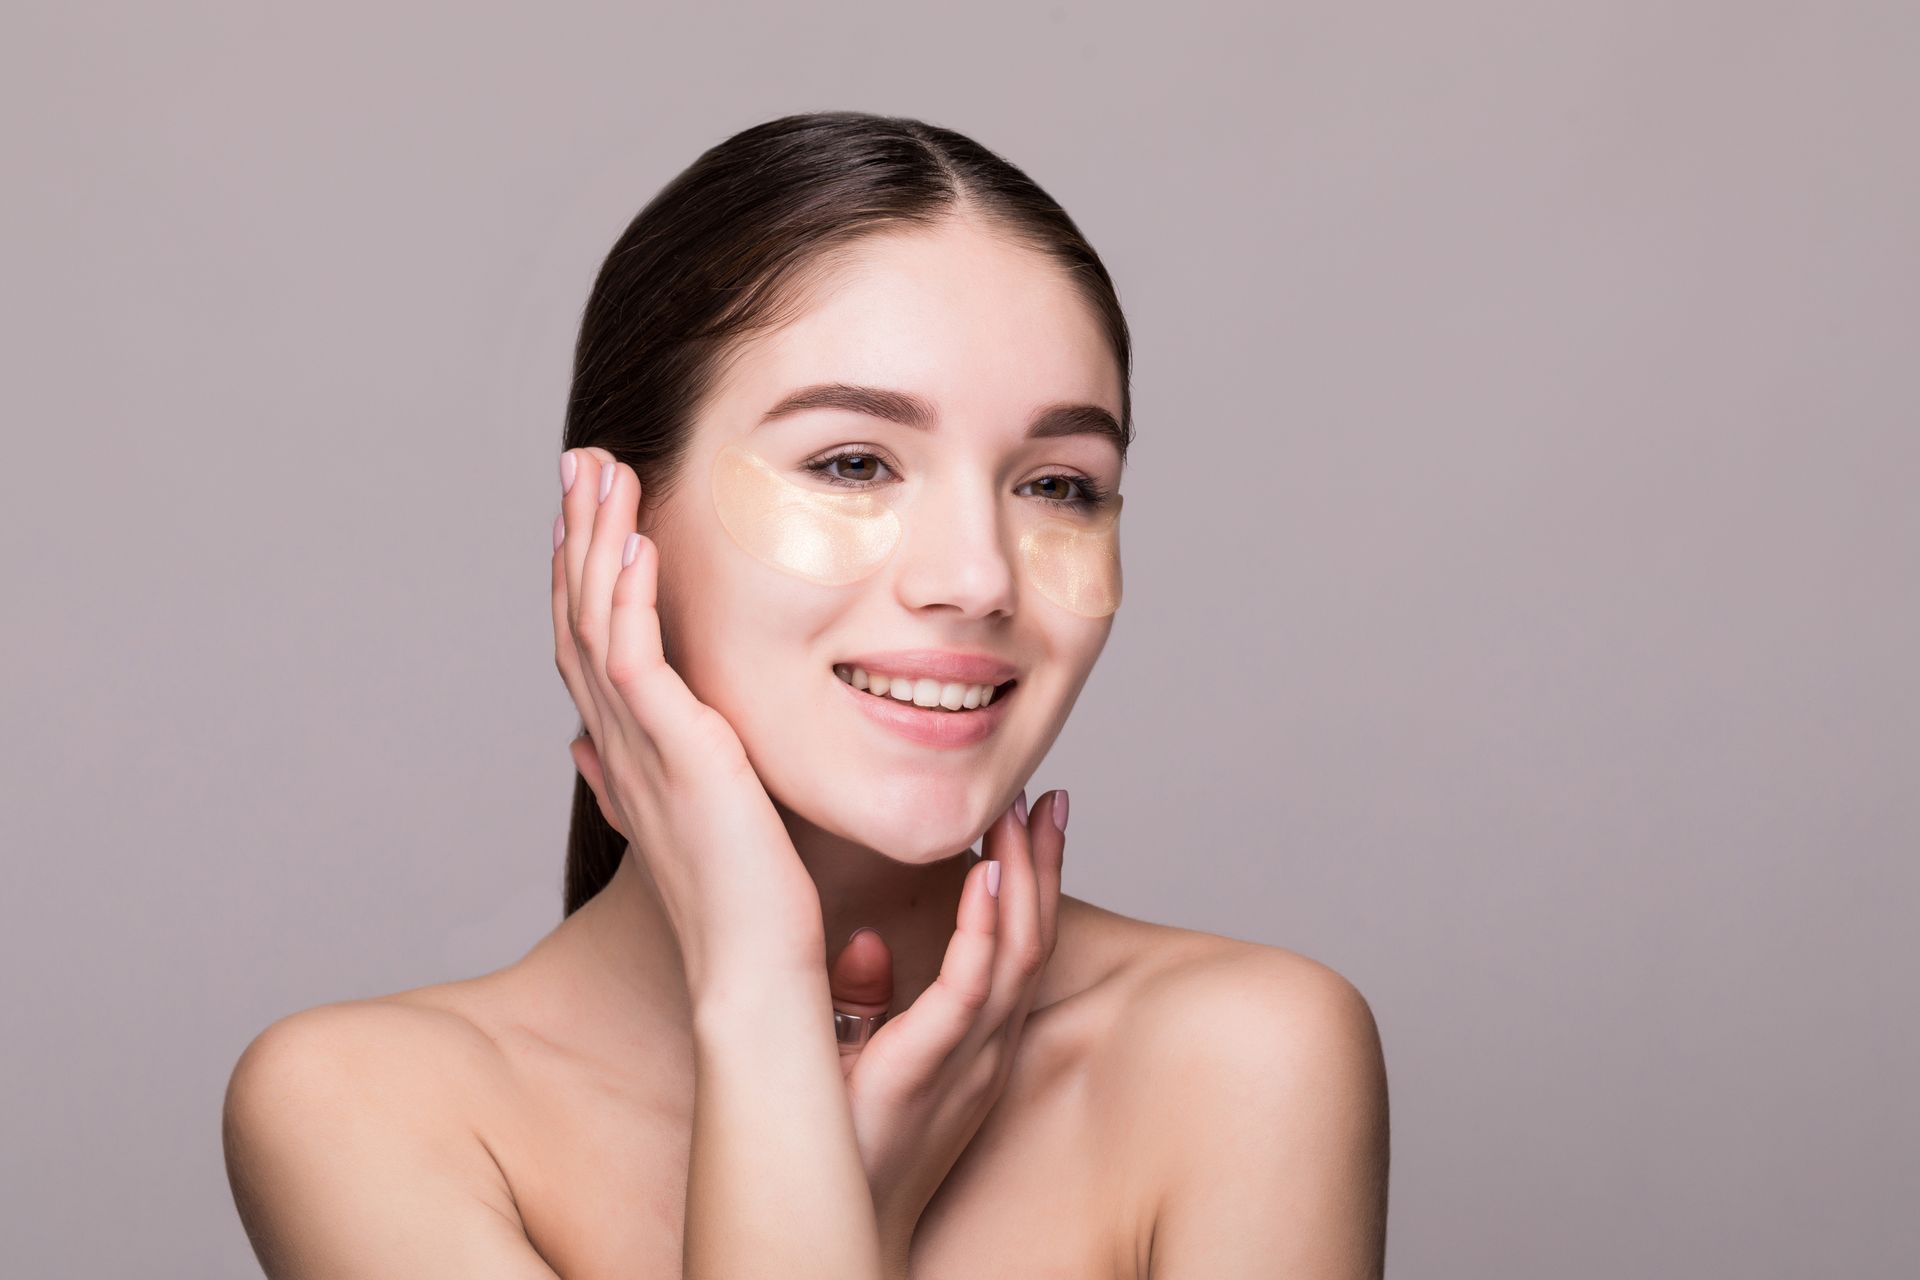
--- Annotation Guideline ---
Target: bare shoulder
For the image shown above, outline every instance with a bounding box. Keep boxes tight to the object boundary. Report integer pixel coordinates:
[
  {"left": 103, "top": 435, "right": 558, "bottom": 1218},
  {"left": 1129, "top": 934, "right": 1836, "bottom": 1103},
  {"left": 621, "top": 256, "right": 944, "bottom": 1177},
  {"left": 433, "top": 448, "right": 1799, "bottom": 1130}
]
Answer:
[
  {"left": 1062, "top": 897, "right": 1380, "bottom": 1052},
  {"left": 1124, "top": 930, "right": 1382, "bottom": 1071},
  {"left": 1065, "top": 903, "right": 1387, "bottom": 1137},
  {"left": 224, "top": 986, "right": 510, "bottom": 1128},
  {"left": 1088, "top": 920, "right": 1390, "bottom": 1277},
  {"left": 222, "top": 985, "right": 553, "bottom": 1278}
]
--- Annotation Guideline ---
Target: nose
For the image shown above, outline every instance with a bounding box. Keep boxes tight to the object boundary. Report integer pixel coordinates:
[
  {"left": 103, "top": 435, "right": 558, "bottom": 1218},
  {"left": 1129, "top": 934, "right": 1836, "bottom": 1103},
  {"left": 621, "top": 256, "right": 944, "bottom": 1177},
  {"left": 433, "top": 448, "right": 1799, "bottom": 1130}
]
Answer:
[{"left": 890, "top": 473, "right": 1018, "bottom": 620}]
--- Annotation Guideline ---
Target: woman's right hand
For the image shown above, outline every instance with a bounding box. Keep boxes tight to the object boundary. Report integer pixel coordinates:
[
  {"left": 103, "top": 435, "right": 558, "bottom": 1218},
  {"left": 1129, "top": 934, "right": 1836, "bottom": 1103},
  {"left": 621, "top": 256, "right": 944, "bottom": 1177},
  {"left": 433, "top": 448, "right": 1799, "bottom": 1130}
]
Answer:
[{"left": 552, "top": 446, "right": 828, "bottom": 998}]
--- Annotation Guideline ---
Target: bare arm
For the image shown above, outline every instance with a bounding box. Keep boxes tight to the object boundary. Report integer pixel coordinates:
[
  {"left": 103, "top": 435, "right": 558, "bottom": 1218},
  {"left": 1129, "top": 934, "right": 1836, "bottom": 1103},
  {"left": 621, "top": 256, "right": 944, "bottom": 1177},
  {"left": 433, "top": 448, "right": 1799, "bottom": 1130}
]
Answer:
[{"left": 684, "top": 967, "right": 889, "bottom": 1280}]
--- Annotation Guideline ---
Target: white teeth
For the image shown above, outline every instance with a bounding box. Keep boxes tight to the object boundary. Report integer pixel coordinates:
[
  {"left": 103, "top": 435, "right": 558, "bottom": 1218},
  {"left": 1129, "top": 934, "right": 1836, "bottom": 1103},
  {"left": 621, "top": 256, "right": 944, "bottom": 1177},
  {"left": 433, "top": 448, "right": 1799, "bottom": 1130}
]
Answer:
[{"left": 833, "top": 664, "right": 1006, "bottom": 711}]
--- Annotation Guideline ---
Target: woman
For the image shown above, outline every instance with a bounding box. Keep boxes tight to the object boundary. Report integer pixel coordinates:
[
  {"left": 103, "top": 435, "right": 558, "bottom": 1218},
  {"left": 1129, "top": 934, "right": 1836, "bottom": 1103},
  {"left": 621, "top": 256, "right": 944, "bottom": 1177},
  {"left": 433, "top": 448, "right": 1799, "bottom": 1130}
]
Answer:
[{"left": 223, "top": 111, "right": 1390, "bottom": 1278}]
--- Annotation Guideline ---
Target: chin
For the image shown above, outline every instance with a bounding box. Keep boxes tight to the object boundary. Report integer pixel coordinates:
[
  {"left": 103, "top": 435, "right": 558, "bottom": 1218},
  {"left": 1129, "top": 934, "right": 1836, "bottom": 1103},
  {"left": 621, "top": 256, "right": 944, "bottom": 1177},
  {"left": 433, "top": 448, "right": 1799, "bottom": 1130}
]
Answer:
[
  {"left": 860, "top": 810, "right": 986, "bottom": 861},
  {"left": 771, "top": 790, "right": 987, "bottom": 862}
]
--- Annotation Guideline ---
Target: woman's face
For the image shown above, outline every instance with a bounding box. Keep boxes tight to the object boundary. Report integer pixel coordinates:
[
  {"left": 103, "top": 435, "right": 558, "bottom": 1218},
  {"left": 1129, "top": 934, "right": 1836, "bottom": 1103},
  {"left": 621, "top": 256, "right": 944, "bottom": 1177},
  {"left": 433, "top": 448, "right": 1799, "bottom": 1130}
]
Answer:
[{"left": 643, "top": 216, "right": 1125, "bottom": 863}]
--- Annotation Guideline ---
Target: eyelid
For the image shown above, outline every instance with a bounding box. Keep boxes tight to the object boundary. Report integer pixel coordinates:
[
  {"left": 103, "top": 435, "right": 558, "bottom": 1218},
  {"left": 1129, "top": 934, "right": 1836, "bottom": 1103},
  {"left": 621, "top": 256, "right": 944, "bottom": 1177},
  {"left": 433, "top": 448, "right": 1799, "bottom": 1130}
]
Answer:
[
  {"left": 802, "top": 443, "right": 897, "bottom": 470},
  {"left": 804, "top": 444, "right": 1111, "bottom": 509},
  {"left": 803, "top": 446, "right": 899, "bottom": 486}
]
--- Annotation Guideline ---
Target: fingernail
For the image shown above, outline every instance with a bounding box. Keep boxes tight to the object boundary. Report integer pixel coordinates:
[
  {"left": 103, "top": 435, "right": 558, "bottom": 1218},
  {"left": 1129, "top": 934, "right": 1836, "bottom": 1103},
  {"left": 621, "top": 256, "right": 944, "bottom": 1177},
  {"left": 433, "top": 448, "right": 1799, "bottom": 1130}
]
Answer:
[
  {"left": 599, "top": 462, "right": 615, "bottom": 503},
  {"left": 847, "top": 926, "right": 878, "bottom": 945},
  {"left": 560, "top": 451, "right": 576, "bottom": 494},
  {"left": 1053, "top": 789, "right": 1069, "bottom": 833},
  {"left": 553, "top": 511, "right": 565, "bottom": 550},
  {"left": 1013, "top": 789, "right": 1028, "bottom": 825},
  {"left": 986, "top": 860, "right": 1001, "bottom": 898},
  {"left": 622, "top": 532, "right": 640, "bottom": 567}
]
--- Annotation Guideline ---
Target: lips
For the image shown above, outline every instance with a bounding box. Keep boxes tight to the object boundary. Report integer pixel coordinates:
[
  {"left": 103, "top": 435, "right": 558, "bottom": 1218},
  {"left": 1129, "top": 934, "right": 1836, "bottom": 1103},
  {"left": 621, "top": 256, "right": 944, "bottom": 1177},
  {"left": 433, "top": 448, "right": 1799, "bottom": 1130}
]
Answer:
[
  {"left": 833, "top": 667, "right": 1019, "bottom": 748},
  {"left": 836, "top": 648, "right": 1020, "bottom": 686}
]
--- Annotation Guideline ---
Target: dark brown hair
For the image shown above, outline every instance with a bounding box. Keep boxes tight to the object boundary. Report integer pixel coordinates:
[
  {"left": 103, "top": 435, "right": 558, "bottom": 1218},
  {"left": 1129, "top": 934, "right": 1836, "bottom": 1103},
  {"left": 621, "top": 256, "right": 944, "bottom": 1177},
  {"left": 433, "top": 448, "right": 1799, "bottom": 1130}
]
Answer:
[{"left": 559, "top": 110, "right": 1135, "bottom": 916}]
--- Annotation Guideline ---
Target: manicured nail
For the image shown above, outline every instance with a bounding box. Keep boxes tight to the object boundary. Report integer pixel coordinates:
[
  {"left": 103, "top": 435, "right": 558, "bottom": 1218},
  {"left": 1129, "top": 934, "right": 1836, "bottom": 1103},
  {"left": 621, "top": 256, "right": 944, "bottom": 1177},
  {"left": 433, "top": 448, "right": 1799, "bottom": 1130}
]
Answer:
[
  {"left": 553, "top": 511, "right": 565, "bottom": 550},
  {"left": 622, "top": 532, "right": 640, "bottom": 567},
  {"left": 560, "top": 451, "right": 577, "bottom": 493},
  {"left": 986, "top": 860, "right": 1001, "bottom": 898},
  {"left": 599, "top": 462, "right": 614, "bottom": 503},
  {"left": 1013, "top": 789, "right": 1028, "bottom": 825},
  {"left": 1053, "top": 789, "right": 1069, "bottom": 833}
]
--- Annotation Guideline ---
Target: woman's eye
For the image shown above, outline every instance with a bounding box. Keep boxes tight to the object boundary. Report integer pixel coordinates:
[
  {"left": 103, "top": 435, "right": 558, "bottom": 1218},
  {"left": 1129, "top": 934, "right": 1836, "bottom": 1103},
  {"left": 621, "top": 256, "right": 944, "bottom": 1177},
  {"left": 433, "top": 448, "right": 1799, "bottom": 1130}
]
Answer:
[
  {"left": 804, "top": 450, "right": 1110, "bottom": 513},
  {"left": 808, "top": 453, "right": 890, "bottom": 485},
  {"left": 1026, "top": 475, "right": 1087, "bottom": 503}
]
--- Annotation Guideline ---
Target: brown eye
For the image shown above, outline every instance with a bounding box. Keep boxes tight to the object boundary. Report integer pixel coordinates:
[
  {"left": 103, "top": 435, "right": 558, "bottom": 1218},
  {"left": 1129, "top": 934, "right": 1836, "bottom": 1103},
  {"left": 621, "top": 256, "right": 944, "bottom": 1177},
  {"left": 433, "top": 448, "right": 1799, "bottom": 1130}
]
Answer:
[
  {"left": 1020, "top": 471, "right": 1112, "bottom": 513},
  {"left": 827, "top": 454, "right": 882, "bottom": 482},
  {"left": 805, "top": 450, "right": 895, "bottom": 488}
]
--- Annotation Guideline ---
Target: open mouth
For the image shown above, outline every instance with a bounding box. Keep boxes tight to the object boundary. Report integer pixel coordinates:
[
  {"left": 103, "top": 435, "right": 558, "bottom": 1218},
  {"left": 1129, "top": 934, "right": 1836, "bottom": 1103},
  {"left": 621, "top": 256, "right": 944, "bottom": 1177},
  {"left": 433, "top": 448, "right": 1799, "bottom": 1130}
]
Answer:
[{"left": 831, "top": 663, "right": 1019, "bottom": 714}]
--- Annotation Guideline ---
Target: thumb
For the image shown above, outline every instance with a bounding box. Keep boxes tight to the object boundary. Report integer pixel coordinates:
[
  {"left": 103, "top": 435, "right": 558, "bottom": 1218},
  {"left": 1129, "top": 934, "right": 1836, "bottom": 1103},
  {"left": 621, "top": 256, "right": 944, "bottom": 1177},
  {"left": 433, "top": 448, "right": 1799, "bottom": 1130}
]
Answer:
[
  {"left": 830, "top": 927, "right": 893, "bottom": 1060},
  {"left": 568, "top": 732, "right": 628, "bottom": 839}
]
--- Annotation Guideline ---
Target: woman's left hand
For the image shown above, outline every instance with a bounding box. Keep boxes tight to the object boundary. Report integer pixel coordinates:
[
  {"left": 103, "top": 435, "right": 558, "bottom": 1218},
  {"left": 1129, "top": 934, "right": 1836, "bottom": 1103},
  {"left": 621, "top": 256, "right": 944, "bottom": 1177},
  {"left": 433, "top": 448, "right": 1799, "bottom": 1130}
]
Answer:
[{"left": 829, "top": 789, "right": 1068, "bottom": 1263}]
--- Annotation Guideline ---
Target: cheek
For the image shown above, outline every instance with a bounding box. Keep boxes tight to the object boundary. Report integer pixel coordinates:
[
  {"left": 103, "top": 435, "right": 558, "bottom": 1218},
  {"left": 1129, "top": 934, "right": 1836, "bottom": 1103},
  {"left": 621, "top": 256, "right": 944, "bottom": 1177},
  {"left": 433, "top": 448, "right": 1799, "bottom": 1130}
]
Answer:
[
  {"left": 1017, "top": 492, "right": 1124, "bottom": 618},
  {"left": 710, "top": 441, "right": 900, "bottom": 584},
  {"left": 712, "top": 439, "right": 1127, "bottom": 618}
]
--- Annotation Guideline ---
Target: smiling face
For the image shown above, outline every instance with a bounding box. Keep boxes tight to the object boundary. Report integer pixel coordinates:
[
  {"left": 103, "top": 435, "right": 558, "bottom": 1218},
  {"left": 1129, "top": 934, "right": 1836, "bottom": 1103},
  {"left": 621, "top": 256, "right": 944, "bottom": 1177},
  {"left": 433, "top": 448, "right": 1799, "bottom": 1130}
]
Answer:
[{"left": 640, "top": 215, "right": 1126, "bottom": 863}]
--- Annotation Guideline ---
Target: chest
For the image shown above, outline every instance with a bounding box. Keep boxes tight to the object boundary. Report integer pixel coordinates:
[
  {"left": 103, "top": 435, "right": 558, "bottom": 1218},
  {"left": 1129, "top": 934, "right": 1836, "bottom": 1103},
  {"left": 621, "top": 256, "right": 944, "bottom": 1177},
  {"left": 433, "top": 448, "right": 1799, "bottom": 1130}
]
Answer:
[{"left": 488, "top": 1027, "right": 1147, "bottom": 1280}]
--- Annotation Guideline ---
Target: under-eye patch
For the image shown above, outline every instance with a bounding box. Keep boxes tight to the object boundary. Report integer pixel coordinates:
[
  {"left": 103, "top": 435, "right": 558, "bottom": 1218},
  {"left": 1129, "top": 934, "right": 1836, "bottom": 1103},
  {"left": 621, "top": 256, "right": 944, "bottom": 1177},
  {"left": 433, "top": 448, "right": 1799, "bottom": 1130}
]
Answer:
[
  {"left": 1020, "top": 494, "right": 1123, "bottom": 617},
  {"left": 710, "top": 440, "right": 1123, "bottom": 616},
  {"left": 709, "top": 441, "right": 902, "bottom": 585}
]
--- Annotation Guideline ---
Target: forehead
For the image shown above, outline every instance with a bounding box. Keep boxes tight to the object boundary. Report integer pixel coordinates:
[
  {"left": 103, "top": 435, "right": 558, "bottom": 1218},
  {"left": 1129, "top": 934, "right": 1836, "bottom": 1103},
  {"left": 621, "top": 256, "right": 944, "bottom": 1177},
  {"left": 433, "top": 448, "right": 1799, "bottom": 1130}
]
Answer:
[{"left": 707, "top": 221, "right": 1122, "bottom": 443}]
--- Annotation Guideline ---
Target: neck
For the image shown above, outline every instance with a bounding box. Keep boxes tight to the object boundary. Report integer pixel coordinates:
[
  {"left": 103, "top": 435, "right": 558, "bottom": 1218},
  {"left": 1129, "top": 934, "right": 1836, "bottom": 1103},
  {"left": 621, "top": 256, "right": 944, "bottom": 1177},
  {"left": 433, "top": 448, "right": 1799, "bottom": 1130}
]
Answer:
[{"left": 566, "top": 809, "right": 980, "bottom": 1027}]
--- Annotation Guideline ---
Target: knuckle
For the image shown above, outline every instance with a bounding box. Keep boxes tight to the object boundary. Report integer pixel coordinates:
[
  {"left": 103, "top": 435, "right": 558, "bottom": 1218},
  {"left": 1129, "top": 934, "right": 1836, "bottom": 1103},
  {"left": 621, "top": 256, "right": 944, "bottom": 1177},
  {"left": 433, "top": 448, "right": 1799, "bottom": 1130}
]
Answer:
[
  {"left": 939, "top": 971, "right": 992, "bottom": 1015},
  {"left": 965, "top": 1041, "right": 1007, "bottom": 1096},
  {"left": 604, "top": 652, "right": 645, "bottom": 691},
  {"left": 571, "top": 615, "right": 606, "bottom": 660}
]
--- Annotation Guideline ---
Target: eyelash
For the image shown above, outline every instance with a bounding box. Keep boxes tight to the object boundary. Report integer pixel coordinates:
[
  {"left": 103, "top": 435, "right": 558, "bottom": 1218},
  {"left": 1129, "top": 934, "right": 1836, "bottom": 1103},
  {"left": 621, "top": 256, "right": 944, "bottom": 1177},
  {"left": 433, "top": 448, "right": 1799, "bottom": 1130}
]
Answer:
[{"left": 802, "top": 446, "right": 1113, "bottom": 512}]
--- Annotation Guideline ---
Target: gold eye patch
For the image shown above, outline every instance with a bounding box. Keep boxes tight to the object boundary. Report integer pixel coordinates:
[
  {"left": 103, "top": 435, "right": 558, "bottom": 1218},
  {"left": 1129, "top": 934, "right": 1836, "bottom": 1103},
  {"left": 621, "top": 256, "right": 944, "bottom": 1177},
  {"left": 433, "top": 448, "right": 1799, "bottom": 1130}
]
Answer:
[
  {"left": 709, "top": 441, "right": 902, "bottom": 585},
  {"left": 1019, "top": 493, "right": 1123, "bottom": 617},
  {"left": 710, "top": 440, "right": 1123, "bottom": 616}
]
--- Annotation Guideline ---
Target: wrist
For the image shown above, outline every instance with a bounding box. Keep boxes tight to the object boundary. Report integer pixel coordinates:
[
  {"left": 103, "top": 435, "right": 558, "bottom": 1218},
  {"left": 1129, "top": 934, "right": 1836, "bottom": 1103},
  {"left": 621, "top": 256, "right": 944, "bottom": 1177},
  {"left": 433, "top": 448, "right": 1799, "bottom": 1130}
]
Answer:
[{"left": 689, "top": 962, "right": 828, "bottom": 1040}]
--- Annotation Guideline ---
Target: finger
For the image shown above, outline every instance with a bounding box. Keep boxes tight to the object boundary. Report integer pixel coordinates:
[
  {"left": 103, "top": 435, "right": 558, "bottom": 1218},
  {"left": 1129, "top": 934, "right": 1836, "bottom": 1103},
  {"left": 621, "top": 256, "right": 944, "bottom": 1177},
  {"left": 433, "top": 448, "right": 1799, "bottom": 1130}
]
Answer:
[
  {"left": 1031, "top": 791, "right": 1066, "bottom": 957},
  {"left": 829, "top": 927, "right": 894, "bottom": 1060},
  {"left": 850, "top": 854, "right": 1000, "bottom": 1081},
  {"left": 605, "top": 496, "right": 709, "bottom": 746},
  {"left": 573, "top": 448, "right": 638, "bottom": 710},
  {"left": 552, "top": 466, "right": 603, "bottom": 746},
  {"left": 567, "top": 732, "right": 628, "bottom": 839},
  {"left": 561, "top": 447, "right": 598, "bottom": 639},
  {"left": 973, "top": 791, "right": 1044, "bottom": 1040},
  {"left": 1003, "top": 789, "right": 1066, "bottom": 1034}
]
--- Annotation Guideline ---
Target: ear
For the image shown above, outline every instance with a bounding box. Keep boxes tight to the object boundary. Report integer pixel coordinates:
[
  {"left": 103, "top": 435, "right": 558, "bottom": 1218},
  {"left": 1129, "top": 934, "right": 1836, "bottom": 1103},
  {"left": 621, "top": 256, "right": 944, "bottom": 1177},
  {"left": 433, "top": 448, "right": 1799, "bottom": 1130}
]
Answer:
[{"left": 568, "top": 733, "right": 629, "bottom": 839}]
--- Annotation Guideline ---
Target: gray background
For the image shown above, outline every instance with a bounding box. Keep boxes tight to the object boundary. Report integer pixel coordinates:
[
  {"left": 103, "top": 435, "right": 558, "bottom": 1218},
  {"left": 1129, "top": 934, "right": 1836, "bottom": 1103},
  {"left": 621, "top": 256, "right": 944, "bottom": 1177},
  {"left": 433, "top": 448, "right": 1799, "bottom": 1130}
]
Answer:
[{"left": 5, "top": 3, "right": 1914, "bottom": 1276}]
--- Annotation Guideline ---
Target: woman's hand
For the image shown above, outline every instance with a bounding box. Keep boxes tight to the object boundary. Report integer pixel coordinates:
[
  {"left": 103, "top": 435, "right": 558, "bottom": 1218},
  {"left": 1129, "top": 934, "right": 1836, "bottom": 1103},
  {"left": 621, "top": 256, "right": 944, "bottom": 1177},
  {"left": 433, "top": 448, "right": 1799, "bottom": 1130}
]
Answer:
[
  {"left": 830, "top": 789, "right": 1068, "bottom": 1261},
  {"left": 553, "top": 447, "right": 826, "bottom": 996}
]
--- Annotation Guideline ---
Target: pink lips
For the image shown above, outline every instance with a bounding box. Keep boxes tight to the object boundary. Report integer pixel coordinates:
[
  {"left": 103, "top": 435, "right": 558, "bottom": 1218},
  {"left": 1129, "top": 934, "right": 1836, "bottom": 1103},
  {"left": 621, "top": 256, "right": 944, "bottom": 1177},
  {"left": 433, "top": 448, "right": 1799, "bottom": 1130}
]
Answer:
[
  {"left": 837, "top": 648, "right": 1020, "bottom": 686},
  {"left": 834, "top": 668, "right": 1018, "bottom": 748}
]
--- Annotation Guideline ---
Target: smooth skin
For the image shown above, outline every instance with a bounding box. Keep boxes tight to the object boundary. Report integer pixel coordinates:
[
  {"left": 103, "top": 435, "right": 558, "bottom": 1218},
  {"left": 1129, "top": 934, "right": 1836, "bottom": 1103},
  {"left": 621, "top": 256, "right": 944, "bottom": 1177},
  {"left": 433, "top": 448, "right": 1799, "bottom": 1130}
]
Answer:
[
  {"left": 559, "top": 446, "right": 1065, "bottom": 1275},
  {"left": 222, "top": 217, "right": 1389, "bottom": 1278}
]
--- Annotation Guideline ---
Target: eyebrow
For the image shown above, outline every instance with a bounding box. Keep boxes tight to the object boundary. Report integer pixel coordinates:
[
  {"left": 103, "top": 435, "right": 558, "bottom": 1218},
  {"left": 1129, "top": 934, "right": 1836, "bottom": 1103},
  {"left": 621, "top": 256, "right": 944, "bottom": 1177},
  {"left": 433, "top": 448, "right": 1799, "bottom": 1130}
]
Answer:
[{"left": 757, "top": 382, "right": 1130, "bottom": 463}]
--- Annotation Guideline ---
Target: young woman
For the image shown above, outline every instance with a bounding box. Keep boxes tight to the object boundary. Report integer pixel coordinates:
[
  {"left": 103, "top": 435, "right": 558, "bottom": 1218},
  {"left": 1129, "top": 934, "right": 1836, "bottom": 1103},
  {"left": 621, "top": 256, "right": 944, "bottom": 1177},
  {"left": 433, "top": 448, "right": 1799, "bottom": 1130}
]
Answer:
[{"left": 223, "top": 111, "right": 1390, "bottom": 1279}]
